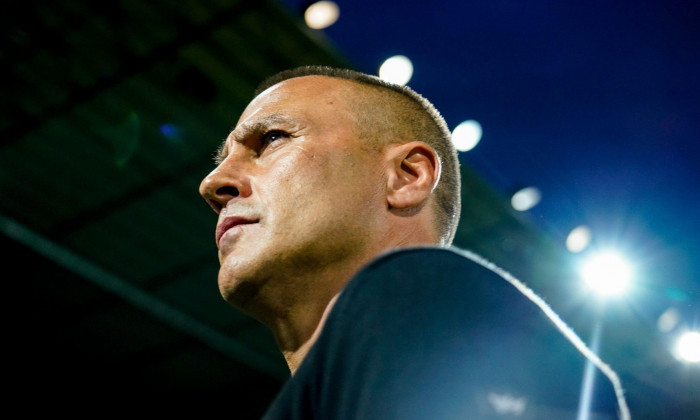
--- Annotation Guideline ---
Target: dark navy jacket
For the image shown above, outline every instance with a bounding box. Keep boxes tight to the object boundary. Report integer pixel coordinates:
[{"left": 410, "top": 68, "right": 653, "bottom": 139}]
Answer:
[{"left": 263, "top": 247, "right": 626, "bottom": 419}]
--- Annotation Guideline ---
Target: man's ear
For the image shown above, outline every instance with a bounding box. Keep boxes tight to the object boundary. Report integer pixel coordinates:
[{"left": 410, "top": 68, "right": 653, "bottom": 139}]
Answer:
[{"left": 386, "top": 141, "right": 440, "bottom": 210}]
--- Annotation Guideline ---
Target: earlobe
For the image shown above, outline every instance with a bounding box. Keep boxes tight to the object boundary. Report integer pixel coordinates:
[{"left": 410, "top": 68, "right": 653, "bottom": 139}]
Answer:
[{"left": 386, "top": 142, "right": 440, "bottom": 210}]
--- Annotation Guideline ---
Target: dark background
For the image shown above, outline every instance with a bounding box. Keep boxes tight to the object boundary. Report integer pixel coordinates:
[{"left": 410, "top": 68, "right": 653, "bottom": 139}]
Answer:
[{"left": 2, "top": 0, "right": 697, "bottom": 417}]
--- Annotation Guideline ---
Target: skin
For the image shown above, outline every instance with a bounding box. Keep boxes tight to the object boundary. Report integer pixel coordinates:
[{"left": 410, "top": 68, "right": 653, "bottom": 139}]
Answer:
[{"left": 199, "top": 75, "right": 441, "bottom": 373}]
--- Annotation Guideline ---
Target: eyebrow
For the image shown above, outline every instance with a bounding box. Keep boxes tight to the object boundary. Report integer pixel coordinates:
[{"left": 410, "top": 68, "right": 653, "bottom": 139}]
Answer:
[{"left": 214, "top": 113, "right": 299, "bottom": 164}]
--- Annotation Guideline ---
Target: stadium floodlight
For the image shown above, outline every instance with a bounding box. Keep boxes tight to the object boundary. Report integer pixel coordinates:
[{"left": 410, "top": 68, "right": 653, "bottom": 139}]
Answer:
[{"left": 579, "top": 250, "right": 633, "bottom": 297}]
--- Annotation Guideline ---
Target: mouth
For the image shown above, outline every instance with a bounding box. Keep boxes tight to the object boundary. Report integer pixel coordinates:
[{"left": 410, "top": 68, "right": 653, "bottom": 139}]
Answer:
[{"left": 216, "top": 216, "right": 257, "bottom": 247}]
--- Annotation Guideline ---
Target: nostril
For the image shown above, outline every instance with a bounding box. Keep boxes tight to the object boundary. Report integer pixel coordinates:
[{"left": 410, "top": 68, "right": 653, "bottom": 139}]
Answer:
[{"left": 217, "top": 186, "right": 239, "bottom": 197}]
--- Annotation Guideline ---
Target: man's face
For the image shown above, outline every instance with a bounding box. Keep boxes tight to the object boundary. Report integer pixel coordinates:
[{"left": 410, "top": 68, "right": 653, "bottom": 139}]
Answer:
[{"left": 199, "top": 76, "right": 389, "bottom": 308}]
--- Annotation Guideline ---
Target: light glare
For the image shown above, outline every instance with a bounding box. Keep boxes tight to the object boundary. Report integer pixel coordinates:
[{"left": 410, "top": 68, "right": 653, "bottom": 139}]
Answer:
[
  {"left": 511, "top": 187, "right": 541, "bottom": 211},
  {"left": 378, "top": 55, "right": 413, "bottom": 85},
  {"left": 657, "top": 307, "right": 681, "bottom": 332},
  {"left": 676, "top": 331, "right": 700, "bottom": 363},
  {"left": 304, "top": 1, "right": 340, "bottom": 29},
  {"left": 487, "top": 392, "right": 527, "bottom": 415},
  {"left": 452, "top": 120, "right": 482, "bottom": 152},
  {"left": 579, "top": 251, "right": 633, "bottom": 296},
  {"left": 566, "top": 225, "right": 592, "bottom": 253}
]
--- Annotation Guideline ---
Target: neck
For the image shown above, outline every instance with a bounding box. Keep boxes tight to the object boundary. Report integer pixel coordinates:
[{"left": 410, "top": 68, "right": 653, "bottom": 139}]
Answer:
[
  {"left": 281, "top": 293, "right": 340, "bottom": 374},
  {"left": 257, "top": 259, "right": 360, "bottom": 374},
  {"left": 262, "top": 245, "right": 387, "bottom": 373},
  {"left": 261, "top": 222, "right": 439, "bottom": 374}
]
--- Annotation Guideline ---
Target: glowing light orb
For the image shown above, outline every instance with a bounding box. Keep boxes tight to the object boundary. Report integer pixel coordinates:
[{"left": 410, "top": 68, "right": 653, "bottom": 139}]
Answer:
[
  {"left": 676, "top": 331, "right": 700, "bottom": 363},
  {"left": 452, "top": 120, "right": 482, "bottom": 152},
  {"left": 579, "top": 251, "right": 633, "bottom": 296},
  {"left": 566, "top": 225, "right": 592, "bottom": 253},
  {"left": 304, "top": 1, "right": 340, "bottom": 29},
  {"left": 657, "top": 307, "right": 681, "bottom": 333},
  {"left": 511, "top": 186, "right": 541, "bottom": 211},
  {"left": 378, "top": 55, "right": 413, "bottom": 86}
]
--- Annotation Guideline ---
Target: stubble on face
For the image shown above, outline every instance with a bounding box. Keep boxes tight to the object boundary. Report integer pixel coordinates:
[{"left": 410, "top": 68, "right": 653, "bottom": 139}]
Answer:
[{"left": 215, "top": 76, "right": 390, "bottom": 317}]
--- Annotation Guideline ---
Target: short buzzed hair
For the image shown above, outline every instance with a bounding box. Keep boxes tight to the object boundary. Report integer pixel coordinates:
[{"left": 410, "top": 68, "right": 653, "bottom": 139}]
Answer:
[{"left": 254, "top": 65, "right": 461, "bottom": 245}]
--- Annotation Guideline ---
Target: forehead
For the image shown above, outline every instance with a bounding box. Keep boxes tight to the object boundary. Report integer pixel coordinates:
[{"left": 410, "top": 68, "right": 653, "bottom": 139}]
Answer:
[{"left": 237, "top": 76, "right": 358, "bottom": 125}]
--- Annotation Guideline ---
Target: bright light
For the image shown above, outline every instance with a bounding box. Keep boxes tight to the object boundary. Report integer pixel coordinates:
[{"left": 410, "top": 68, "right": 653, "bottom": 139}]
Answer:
[
  {"left": 579, "top": 251, "right": 633, "bottom": 296},
  {"left": 487, "top": 392, "right": 527, "bottom": 416},
  {"left": 657, "top": 307, "right": 681, "bottom": 332},
  {"left": 566, "top": 225, "right": 592, "bottom": 253},
  {"left": 451, "top": 120, "right": 482, "bottom": 152},
  {"left": 511, "top": 186, "right": 541, "bottom": 211},
  {"left": 304, "top": 1, "right": 340, "bottom": 29},
  {"left": 378, "top": 55, "right": 413, "bottom": 85},
  {"left": 676, "top": 331, "right": 700, "bottom": 363}
]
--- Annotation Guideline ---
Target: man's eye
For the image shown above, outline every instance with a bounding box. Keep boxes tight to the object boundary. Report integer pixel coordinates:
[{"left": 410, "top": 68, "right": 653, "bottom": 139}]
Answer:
[{"left": 261, "top": 130, "right": 288, "bottom": 147}]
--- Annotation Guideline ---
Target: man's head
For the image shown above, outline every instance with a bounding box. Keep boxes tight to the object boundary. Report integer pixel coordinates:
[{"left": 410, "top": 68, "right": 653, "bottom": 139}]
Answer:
[
  {"left": 253, "top": 66, "right": 462, "bottom": 241},
  {"left": 199, "top": 66, "right": 461, "bottom": 321}
]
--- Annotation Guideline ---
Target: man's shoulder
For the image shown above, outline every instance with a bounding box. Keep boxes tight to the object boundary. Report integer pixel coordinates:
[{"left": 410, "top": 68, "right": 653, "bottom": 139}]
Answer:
[
  {"left": 346, "top": 245, "right": 513, "bottom": 299},
  {"left": 270, "top": 245, "right": 626, "bottom": 419},
  {"left": 361, "top": 245, "right": 503, "bottom": 277},
  {"left": 335, "top": 245, "right": 548, "bottom": 349},
  {"left": 366, "top": 244, "right": 475, "bottom": 265},
  {"left": 341, "top": 246, "right": 624, "bottom": 418}
]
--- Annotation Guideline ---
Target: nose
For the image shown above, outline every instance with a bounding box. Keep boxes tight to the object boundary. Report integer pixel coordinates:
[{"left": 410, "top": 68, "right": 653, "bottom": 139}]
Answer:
[{"left": 199, "top": 158, "right": 251, "bottom": 214}]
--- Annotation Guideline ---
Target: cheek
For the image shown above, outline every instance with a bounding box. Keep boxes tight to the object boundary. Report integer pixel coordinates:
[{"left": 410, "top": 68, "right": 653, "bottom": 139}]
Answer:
[
  {"left": 255, "top": 154, "right": 326, "bottom": 224},
  {"left": 260, "top": 147, "right": 383, "bottom": 223},
  {"left": 270, "top": 148, "right": 335, "bottom": 192}
]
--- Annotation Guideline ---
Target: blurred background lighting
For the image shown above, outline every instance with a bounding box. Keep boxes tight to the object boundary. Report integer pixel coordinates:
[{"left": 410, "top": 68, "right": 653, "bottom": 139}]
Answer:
[
  {"left": 304, "top": 1, "right": 340, "bottom": 29},
  {"left": 159, "top": 123, "right": 181, "bottom": 140},
  {"left": 378, "top": 55, "right": 413, "bottom": 85},
  {"left": 452, "top": 119, "right": 482, "bottom": 152},
  {"left": 566, "top": 225, "right": 592, "bottom": 253},
  {"left": 511, "top": 186, "right": 541, "bottom": 211},
  {"left": 487, "top": 392, "right": 527, "bottom": 415},
  {"left": 676, "top": 331, "right": 700, "bottom": 363},
  {"left": 657, "top": 307, "right": 681, "bottom": 332},
  {"left": 579, "top": 250, "right": 633, "bottom": 296}
]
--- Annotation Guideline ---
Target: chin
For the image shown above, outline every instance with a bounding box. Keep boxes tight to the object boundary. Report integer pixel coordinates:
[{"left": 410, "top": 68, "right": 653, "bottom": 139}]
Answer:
[
  {"left": 219, "top": 258, "right": 272, "bottom": 306},
  {"left": 219, "top": 278, "right": 257, "bottom": 309}
]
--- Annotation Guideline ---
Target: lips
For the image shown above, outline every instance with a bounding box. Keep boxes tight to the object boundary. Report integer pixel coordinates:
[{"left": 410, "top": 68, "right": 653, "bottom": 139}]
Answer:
[{"left": 215, "top": 216, "right": 257, "bottom": 247}]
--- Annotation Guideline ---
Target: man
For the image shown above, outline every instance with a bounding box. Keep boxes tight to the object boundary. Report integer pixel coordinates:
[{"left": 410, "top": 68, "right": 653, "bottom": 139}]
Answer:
[{"left": 199, "top": 66, "right": 630, "bottom": 419}]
